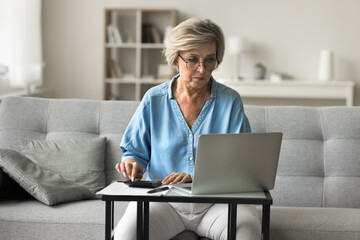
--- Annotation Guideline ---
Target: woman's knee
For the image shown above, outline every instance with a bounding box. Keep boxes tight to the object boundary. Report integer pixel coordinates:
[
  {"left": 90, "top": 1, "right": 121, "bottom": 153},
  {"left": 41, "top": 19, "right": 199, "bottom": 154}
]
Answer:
[
  {"left": 114, "top": 201, "right": 186, "bottom": 240},
  {"left": 197, "top": 204, "right": 261, "bottom": 240},
  {"left": 236, "top": 218, "right": 261, "bottom": 239},
  {"left": 114, "top": 202, "right": 137, "bottom": 240},
  {"left": 236, "top": 205, "right": 261, "bottom": 239}
]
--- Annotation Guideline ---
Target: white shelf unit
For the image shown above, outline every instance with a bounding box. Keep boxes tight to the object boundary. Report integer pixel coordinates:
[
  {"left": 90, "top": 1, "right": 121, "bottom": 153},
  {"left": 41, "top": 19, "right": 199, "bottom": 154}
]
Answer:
[
  {"left": 104, "top": 9, "right": 177, "bottom": 101},
  {"left": 219, "top": 79, "right": 355, "bottom": 106}
]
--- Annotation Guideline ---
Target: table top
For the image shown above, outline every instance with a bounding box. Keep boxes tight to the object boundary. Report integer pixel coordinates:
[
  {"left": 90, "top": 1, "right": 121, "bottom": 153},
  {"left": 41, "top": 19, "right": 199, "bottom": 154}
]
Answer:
[{"left": 98, "top": 182, "right": 273, "bottom": 205}]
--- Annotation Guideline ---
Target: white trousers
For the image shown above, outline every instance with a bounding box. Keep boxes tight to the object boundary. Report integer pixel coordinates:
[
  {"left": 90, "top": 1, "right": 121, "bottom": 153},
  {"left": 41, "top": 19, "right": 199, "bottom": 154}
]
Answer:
[{"left": 114, "top": 202, "right": 261, "bottom": 240}]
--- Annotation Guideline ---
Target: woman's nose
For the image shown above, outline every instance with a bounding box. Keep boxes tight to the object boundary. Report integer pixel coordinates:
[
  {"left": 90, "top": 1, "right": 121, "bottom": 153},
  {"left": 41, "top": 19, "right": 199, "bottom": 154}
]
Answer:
[{"left": 197, "top": 62, "right": 206, "bottom": 73}]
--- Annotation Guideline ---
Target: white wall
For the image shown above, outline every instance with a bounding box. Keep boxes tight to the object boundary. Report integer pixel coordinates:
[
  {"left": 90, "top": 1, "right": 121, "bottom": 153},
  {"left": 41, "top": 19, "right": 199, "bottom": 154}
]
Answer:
[{"left": 42, "top": 0, "right": 360, "bottom": 105}]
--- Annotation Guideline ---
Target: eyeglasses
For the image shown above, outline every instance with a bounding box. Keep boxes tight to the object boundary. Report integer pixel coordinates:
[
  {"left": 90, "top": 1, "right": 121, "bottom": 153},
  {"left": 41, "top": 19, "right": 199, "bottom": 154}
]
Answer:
[{"left": 178, "top": 54, "right": 218, "bottom": 71}]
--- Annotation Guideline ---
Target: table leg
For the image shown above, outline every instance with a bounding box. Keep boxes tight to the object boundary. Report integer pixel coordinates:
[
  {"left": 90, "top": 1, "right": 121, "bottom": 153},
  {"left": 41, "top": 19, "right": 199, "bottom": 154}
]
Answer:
[
  {"left": 111, "top": 201, "right": 114, "bottom": 230},
  {"left": 228, "top": 203, "right": 237, "bottom": 240},
  {"left": 143, "top": 201, "right": 149, "bottom": 240},
  {"left": 137, "top": 201, "right": 143, "bottom": 240},
  {"left": 105, "top": 200, "right": 113, "bottom": 240},
  {"left": 262, "top": 205, "right": 270, "bottom": 240}
]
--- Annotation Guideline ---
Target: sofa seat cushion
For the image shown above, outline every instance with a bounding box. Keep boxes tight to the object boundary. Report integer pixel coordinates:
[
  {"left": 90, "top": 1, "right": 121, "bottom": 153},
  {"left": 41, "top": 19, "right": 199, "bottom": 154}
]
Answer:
[
  {"left": 269, "top": 206, "right": 360, "bottom": 240},
  {"left": 0, "top": 199, "right": 129, "bottom": 240}
]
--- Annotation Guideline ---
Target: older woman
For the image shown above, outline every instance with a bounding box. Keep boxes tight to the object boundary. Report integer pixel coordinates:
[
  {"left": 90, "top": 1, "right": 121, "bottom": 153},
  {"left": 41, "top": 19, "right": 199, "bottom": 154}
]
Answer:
[{"left": 114, "top": 18, "right": 261, "bottom": 240}]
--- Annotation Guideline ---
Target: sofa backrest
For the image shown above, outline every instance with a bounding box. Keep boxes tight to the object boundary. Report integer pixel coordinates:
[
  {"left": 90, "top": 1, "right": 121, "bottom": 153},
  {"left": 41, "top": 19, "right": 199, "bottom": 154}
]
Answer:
[
  {"left": 1, "top": 97, "right": 359, "bottom": 208},
  {"left": 246, "top": 106, "right": 360, "bottom": 208},
  {"left": 0, "top": 97, "right": 138, "bottom": 185}
]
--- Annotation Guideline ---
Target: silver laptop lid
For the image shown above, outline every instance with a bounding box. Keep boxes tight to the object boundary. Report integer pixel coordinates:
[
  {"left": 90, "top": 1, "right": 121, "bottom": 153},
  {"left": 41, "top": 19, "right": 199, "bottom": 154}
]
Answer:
[{"left": 192, "top": 133, "right": 283, "bottom": 195}]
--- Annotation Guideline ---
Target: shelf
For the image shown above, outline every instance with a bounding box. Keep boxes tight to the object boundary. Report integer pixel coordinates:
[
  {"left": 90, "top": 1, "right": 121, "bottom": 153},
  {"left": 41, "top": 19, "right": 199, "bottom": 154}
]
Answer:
[
  {"left": 105, "top": 43, "right": 165, "bottom": 49},
  {"left": 106, "top": 78, "right": 168, "bottom": 84},
  {"left": 104, "top": 9, "right": 177, "bottom": 101},
  {"left": 105, "top": 78, "right": 137, "bottom": 84},
  {"left": 140, "top": 78, "right": 168, "bottom": 84},
  {"left": 105, "top": 43, "right": 137, "bottom": 48},
  {"left": 140, "top": 43, "right": 165, "bottom": 49},
  {"left": 219, "top": 79, "right": 355, "bottom": 106}
]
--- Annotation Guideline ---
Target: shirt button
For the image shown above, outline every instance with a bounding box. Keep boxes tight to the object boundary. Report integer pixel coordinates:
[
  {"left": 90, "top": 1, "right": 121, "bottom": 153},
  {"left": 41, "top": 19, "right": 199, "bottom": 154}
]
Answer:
[
  {"left": 189, "top": 133, "right": 192, "bottom": 138},
  {"left": 189, "top": 157, "right": 193, "bottom": 161}
]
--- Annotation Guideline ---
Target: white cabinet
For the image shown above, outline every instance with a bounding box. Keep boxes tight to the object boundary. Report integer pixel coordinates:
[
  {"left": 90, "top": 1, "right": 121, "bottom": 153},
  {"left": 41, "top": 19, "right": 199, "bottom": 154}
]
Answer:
[
  {"left": 219, "top": 79, "right": 355, "bottom": 106},
  {"left": 104, "top": 9, "right": 177, "bottom": 100}
]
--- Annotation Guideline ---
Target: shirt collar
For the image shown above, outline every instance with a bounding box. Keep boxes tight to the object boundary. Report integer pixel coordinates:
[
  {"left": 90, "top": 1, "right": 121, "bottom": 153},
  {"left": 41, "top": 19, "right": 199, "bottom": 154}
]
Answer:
[
  {"left": 168, "top": 74, "right": 218, "bottom": 99},
  {"left": 168, "top": 74, "right": 179, "bottom": 99}
]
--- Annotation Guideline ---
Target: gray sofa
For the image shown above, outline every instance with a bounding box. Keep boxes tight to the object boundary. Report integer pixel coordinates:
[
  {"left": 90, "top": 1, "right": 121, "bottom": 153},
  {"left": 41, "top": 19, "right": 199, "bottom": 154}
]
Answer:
[{"left": 0, "top": 96, "right": 359, "bottom": 240}]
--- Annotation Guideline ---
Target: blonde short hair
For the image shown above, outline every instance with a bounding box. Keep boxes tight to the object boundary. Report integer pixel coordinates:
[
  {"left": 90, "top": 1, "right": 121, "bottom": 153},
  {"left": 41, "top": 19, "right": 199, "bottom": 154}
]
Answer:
[{"left": 163, "top": 18, "right": 225, "bottom": 69}]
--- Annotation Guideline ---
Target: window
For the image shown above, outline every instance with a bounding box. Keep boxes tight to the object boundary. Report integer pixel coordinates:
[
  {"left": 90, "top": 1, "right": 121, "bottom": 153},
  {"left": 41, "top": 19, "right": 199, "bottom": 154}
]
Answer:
[{"left": 0, "top": 0, "right": 43, "bottom": 93}]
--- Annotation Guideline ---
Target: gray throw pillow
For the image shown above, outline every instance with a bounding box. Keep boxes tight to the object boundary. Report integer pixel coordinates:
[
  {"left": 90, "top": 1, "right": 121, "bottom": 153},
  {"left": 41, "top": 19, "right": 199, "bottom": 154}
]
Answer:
[
  {"left": 19, "top": 138, "right": 107, "bottom": 193},
  {"left": 0, "top": 149, "right": 93, "bottom": 205}
]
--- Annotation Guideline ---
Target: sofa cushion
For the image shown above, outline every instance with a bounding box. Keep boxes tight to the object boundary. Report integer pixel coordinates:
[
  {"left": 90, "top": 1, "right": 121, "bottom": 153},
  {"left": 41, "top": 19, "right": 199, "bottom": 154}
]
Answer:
[
  {"left": 246, "top": 106, "right": 360, "bottom": 208},
  {"left": 321, "top": 108, "right": 360, "bottom": 208},
  {"left": 19, "top": 137, "right": 107, "bottom": 193},
  {"left": 0, "top": 149, "right": 93, "bottom": 205},
  {"left": 0, "top": 97, "right": 139, "bottom": 186},
  {"left": 246, "top": 106, "right": 325, "bottom": 207},
  {"left": 0, "top": 199, "right": 128, "bottom": 240},
  {"left": 268, "top": 206, "right": 360, "bottom": 240}
]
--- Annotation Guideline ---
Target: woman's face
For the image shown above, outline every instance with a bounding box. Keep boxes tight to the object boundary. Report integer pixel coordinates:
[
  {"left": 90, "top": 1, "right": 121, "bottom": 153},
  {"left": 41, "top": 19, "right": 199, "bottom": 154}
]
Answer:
[{"left": 176, "top": 41, "right": 217, "bottom": 90}]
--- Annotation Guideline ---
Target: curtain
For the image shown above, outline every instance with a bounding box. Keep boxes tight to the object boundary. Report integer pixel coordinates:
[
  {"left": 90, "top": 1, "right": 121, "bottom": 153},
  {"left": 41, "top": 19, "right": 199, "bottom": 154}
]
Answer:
[{"left": 0, "top": 0, "right": 43, "bottom": 91}]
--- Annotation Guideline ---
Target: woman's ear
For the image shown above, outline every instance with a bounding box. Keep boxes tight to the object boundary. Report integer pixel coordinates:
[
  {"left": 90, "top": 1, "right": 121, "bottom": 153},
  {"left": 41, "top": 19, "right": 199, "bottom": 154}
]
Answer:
[
  {"left": 172, "top": 65, "right": 179, "bottom": 73},
  {"left": 174, "top": 57, "right": 179, "bottom": 66},
  {"left": 173, "top": 59, "right": 179, "bottom": 71}
]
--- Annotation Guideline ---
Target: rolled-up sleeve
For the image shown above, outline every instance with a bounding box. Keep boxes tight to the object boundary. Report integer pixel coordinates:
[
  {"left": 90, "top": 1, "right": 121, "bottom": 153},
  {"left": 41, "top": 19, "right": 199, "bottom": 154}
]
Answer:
[
  {"left": 120, "top": 102, "right": 151, "bottom": 172},
  {"left": 228, "top": 97, "right": 252, "bottom": 134}
]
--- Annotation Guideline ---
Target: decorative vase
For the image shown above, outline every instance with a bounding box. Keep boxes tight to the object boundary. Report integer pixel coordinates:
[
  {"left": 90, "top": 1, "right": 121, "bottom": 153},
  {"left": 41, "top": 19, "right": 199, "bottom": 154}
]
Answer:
[
  {"left": 318, "top": 50, "right": 334, "bottom": 81},
  {"left": 253, "top": 63, "right": 266, "bottom": 80}
]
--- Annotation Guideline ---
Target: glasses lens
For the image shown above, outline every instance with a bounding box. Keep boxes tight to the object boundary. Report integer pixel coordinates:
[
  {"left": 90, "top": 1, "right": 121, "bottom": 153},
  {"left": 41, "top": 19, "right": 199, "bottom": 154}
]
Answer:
[
  {"left": 182, "top": 56, "right": 218, "bottom": 71},
  {"left": 186, "top": 59, "right": 199, "bottom": 71},
  {"left": 205, "top": 60, "right": 217, "bottom": 71}
]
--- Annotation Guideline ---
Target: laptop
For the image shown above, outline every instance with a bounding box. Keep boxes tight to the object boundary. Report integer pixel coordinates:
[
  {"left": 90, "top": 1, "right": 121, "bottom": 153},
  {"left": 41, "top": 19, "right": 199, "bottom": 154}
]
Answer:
[{"left": 171, "top": 132, "right": 283, "bottom": 195}]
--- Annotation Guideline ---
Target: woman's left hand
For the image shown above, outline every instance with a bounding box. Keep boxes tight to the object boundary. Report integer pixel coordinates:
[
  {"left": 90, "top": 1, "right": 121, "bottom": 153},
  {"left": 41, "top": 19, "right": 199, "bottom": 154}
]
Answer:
[{"left": 162, "top": 172, "right": 192, "bottom": 185}]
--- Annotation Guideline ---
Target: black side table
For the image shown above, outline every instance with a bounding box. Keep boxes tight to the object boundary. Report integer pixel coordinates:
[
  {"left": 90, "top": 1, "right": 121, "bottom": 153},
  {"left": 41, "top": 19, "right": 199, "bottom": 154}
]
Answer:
[{"left": 101, "top": 187, "right": 272, "bottom": 240}]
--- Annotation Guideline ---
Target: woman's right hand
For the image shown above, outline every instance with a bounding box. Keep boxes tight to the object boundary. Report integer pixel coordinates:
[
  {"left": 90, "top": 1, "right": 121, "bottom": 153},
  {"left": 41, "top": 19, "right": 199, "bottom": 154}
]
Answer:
[{"left": 115, "top": 158, "right": 143, "bottom": 182}]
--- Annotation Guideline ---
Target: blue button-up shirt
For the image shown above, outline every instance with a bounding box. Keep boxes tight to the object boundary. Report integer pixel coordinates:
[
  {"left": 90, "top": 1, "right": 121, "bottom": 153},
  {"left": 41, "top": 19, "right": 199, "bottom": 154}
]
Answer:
[{"left": 120, "top": 74, "right": 251, "bottom": 180}]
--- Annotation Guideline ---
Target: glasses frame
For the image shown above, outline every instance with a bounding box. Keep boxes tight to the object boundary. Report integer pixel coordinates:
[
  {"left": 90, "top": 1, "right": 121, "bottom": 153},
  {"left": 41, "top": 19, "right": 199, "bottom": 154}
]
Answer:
[{"left": 178, "top": 54, "right": 218, "bottom": 71}]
